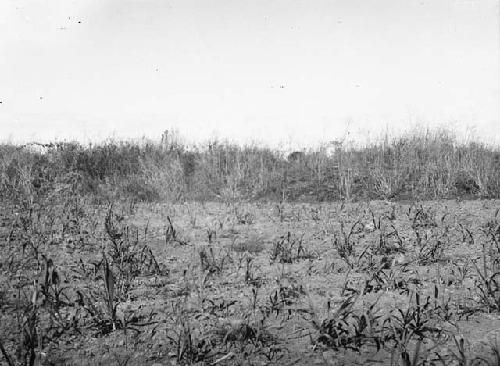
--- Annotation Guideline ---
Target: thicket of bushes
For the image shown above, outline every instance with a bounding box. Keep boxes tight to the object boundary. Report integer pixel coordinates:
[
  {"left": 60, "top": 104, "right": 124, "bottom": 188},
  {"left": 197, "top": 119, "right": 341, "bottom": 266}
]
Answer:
[{"left": 1, "top": 128, "right": 499, "bottom": 204}]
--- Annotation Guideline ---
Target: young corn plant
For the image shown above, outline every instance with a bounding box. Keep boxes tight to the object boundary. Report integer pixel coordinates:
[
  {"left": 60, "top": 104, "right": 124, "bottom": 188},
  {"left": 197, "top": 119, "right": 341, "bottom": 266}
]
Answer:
[
  {"left": 363, "top": 265, "right": 415, "bottom": 295},
  {"left": 308, "top": 293, "right": 384, "bottom": 352},
  {"left": 481, "top": 208, "right": 500, "bottom": 253},
  {"left": 400, "top": 341, "right": 423, "bottom": 366},
  {"left": 74, "top": 253, "right": 120, "bottom": 336},
  {"left": 375, "top": 223, "right": 405, "bottom": 256},
  {"left": 473, "top": 242, "right": 500, "bottom": 312},
  {"left": 383, "top": 291, "right": 444, "bottom": 356},
  {"left": 270, "top": 231, "right": 312, "bottom": 263},
  {"left": 1, "top": 282, "right": 41, "bottom": 366},
  {"left": 199, "top": 246, "right": 231, "bottom": 275},
  {"left": 333, "top": 220, "right": 372, "bottom": 270},
  {"left": 105, "top": 206, "right": 163, "bottom": 277},
  {"left": 468, "top": 210, "right": 500, "bottom": 312},
  {"left": 165, "top": 300, "right": 215, "bottom": 365},
  {"left": 165, "top": 216, "right": 188, "bottom": 245},
  {"left": 434, "top": 337, "right": 500, "bottom": 366},
  {"left": 103, "top": 254, "right": 117, "bottom": 332},
  {"left": 267, "top": 276, "right": 306, "bottom": 319}
]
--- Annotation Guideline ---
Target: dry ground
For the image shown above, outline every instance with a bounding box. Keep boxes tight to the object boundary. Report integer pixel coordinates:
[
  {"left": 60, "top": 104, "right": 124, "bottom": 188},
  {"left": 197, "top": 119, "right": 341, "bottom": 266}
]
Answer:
[{"left": 1, "top": 198, "right": 500, "bottom": 365}]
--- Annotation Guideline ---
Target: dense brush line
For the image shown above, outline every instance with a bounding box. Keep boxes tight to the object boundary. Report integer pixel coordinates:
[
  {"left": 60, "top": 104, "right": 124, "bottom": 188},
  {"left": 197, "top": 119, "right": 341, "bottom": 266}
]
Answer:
[{"left": 0, "top": 128, "right": 499, "bottom": 203}]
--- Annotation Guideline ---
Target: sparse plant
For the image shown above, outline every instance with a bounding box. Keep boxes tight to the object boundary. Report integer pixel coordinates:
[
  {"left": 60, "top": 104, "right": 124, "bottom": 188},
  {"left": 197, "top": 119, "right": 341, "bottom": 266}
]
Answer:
[
  {"left": 308, "top": 292, "right": 384, "bottom": 352},
  {"left": 267, "top": 276, "right": 306, "bottom": 318},
  {"left": 166, "top": 300, "right": 216, "bottom": 365},
  {"left": 375, "top": 223, "right": 405, "bottom": 255},
  {"left": 472, "top": 243, "right": 500, "bottom": 312},
  {"left": 270, "top": 231, "right": 313, "bottom": 263},
  {"left": 458, "top": 223, "right": 475, "bottom": 246},
  {"left": 165, "top": 216, "right": 188, "bottom": 245},
  {"left": 363, "top": 266, "right": 413, "bottom": 295},
  {"left": 383, "top": 291, "right": 445, "bottom": 354},
  {"left": 400, "top": 341, "right": 423, "bottom": 366},
  {"left": 434, "top": 337, "right": 500, "bottom": 366},
  {"left": 333, "top": 220, "right": 373, "bottom": 269},
  {"left": 0, "top": 282, "right": 41, "bottom": 366},
  {"left": 199, "top": 246, "right": 231, "bottom": 275}
]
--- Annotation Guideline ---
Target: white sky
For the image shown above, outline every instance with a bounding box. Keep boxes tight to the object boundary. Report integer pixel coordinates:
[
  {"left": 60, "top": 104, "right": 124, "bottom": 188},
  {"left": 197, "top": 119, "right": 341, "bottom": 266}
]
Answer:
[{"left": 1, "top": 0, "right": 499, "bottom": 147}]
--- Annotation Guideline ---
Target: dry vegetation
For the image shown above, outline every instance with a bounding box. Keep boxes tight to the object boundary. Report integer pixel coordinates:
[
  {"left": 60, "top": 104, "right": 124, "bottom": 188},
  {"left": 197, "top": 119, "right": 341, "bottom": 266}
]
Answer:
[{"left": 1, "top": 128, "right": 500, "bottom": 365}]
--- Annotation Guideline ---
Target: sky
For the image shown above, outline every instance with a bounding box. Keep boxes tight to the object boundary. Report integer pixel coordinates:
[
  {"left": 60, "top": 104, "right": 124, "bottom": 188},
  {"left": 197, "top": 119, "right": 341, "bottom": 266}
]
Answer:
[{"left": 0, "top": 0, "right": 499, "bottom": 147}]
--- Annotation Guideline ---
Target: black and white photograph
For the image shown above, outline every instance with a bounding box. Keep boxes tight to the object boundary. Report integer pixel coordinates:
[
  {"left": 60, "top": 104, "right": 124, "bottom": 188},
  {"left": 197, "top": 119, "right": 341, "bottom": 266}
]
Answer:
[{"left": 1, "top": 0, "right": 499, "bottom": 365}]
